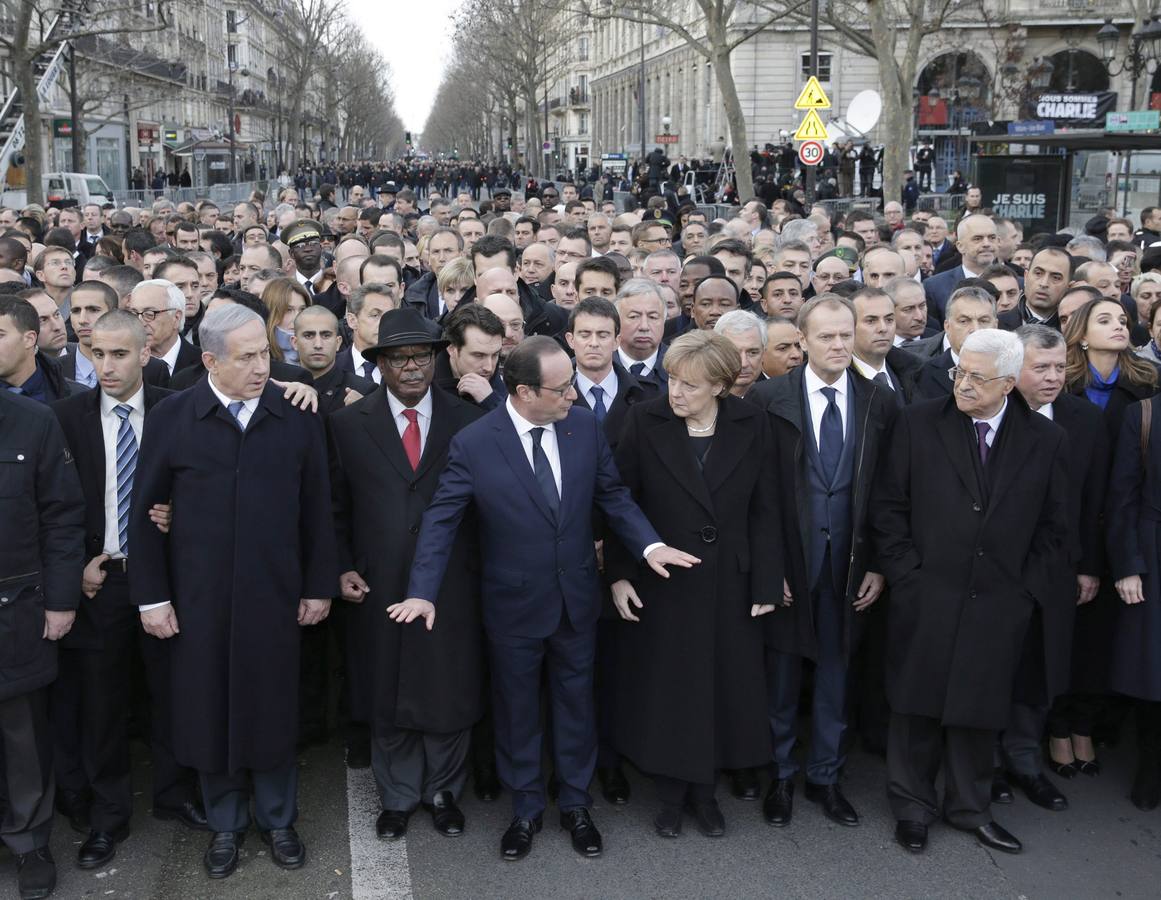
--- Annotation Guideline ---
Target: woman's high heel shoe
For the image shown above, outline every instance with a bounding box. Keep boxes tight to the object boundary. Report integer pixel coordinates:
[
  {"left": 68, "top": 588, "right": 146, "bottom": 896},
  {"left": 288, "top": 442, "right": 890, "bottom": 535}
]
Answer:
[{"left": 1044, "top": 745, "right": 1078, "bottom": 779}]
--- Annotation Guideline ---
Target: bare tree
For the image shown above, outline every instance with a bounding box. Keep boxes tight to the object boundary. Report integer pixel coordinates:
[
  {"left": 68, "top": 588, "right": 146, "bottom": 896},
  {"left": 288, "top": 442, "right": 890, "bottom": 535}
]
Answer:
[
  {"left": 0, "top": 0, "right": 178, "bottom": 203},
  {"left": 276, "top": 0, "right": 345, "bottom": 170},
  {"left": 571, "top": 1, "right": 808, "bottom": 201}
]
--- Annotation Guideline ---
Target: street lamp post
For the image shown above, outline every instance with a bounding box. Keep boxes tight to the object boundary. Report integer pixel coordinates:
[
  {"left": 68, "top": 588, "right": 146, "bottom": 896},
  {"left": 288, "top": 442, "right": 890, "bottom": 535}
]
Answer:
[{"left": 1097, "top": 17, "right": 1161, "bottom": 215}]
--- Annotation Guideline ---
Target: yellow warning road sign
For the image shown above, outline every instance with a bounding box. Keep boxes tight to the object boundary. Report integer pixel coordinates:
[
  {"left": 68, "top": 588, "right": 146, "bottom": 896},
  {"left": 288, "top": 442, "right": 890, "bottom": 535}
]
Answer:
[
  {"left": 793, "top": 109, "right": 829, "bottom": 141},
  {"left": 794, "top": 76, "right": 831, "bottom": 110}
]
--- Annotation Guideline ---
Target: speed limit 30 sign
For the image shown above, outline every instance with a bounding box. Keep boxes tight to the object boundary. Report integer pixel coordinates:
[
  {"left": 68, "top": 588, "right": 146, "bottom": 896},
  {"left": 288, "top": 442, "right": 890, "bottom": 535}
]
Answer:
[{"left": 798, "top": 140, "right": 824, "bottom": 167}]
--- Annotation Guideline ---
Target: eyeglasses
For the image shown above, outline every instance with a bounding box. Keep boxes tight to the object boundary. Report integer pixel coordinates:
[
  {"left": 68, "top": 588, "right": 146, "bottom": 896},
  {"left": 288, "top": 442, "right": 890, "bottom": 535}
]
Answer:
[
  {"left": 133, "top": 308, "right": 175, "bottom": 322},
  {"left": 534, "top": 380, "right": 576, "bottom": 398},
  {"left": 948, "top": 366, "right": 1009, "bottom": 388},
  {"left": 383, "top": 350, "right": 434, "bottom": 368}
]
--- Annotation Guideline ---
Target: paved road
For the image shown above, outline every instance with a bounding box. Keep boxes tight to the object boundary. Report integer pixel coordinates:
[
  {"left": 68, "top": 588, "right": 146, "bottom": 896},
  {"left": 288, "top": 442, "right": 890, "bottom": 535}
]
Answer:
[{"left": 3, "top": 737, "right": 1157, "bottom": 899}]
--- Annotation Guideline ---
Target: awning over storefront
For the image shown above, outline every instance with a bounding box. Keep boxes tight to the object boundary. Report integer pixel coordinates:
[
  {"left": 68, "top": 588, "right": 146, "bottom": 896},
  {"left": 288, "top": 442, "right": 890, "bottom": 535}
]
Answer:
[{"left": 972, "top": 130, "right": 1161, "bottom": 152}]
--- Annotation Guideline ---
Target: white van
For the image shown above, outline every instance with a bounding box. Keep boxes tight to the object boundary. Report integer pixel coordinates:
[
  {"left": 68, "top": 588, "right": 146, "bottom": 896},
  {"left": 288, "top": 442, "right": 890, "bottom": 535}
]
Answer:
[{"left": 1, "top": 172, "right": 114, "bottom": 208}]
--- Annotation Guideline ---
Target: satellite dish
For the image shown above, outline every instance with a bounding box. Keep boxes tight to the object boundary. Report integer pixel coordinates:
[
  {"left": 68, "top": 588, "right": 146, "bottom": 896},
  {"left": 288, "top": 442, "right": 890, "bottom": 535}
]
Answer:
[
  {"left": 847, "top": 90, "right": 882, "bottom": 136},
  {"left": 824, "top": 92, "right": 882, "bottom": 148}
]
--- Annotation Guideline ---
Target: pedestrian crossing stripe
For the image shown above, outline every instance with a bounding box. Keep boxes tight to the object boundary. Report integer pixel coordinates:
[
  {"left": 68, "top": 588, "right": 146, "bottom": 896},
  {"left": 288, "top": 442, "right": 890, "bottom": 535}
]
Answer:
[
  {"left": 794, "top": 76, "right": 831, "bottom": 110},
  {"left": 794, "top": 109, "right": 829, "bottom": 141}
]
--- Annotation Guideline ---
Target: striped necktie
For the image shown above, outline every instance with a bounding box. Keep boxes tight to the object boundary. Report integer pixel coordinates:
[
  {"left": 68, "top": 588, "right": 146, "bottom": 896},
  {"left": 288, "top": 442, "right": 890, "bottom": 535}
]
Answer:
[{"left": 114, "top": 404, "right": 137, "bottom": 554}]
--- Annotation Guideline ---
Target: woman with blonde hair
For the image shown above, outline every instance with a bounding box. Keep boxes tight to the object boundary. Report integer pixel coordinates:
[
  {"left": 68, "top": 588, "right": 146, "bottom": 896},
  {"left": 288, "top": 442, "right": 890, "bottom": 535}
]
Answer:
[
  {"left": 436, "top": 257, "right": 475, "bottom": 316},
  {"left": 261, "top": 277, "right": 311, "bottom": 364},
  {"left": 607, "top": 330, "right": 780, "bottom": 838}
]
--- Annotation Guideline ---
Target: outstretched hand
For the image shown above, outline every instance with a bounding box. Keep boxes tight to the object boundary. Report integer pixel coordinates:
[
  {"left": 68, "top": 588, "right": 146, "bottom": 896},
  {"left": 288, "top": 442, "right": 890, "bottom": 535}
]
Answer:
[{"left": 645, "top": 545, "right": 700, "bottom": 579}]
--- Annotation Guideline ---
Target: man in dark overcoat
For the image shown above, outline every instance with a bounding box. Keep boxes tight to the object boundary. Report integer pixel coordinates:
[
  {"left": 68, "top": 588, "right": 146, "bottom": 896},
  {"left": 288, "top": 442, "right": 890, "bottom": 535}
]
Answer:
[
  {"left": 871, "top": 328, "right": 1070, "bottom": 856},
  {"left": 748, "top": 294, "right": 895, "bottom": 829},
  {"left": 128, "top": 304, "right": 337, "bottom": 879},
  {"left": 996, "top": 325, "right": 1109, "bottom": 811},
  {"left": 328, "top": 308, "right": 485, "bottom": 840},
  {"left": 0, "top": 389, "right": 84, "bottom": 900}
]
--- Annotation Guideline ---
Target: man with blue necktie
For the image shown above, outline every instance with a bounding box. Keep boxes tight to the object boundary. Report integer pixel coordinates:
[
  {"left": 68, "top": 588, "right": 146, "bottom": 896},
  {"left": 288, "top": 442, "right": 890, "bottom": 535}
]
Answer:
[{"left": 395, "top": 336, "right": 698, "bottom": 862}]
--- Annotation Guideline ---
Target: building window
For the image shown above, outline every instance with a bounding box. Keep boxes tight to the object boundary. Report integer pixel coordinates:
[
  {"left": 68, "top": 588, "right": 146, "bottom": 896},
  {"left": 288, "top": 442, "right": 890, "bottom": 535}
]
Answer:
[
  {"left": 800, "top": 52, "right": 833, "bottom": 82},
  {"left": 579, "top": 112, "right": 589, "bottom": 134},
  {"left": 579, "top": 36, "right": 589, "bottom": 62},
  {"left": 226, "top": 10, "right": 237, "bottom": 33},
  {"left": 227, "top": 43, "right": 237, "bottom": 68}
]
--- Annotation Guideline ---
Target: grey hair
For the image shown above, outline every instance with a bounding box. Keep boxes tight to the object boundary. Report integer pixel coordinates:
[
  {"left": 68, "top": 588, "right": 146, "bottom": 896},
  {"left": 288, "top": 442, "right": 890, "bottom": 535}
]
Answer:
[
  {"left": 1131, "top": 271, "right": 1161, "bottom": 298},
  {"left": 714, "top": 309, "right": 768, "bottom": 349},
  {"left": 199, "top": 303, "right": 263, "bottom": 358},
  {"left": 273, "top": 202, "right": 295, "bottom": 218},
  {"left": 347, "top": 283, "right": 396, "bottom": 317},
  {"left": 960, "top": 328, "right": 1024, "bottom": 378},
  {"left": 1066, "top": 234, "right": 1107, "bottom": 262},
  {"left": 1015, "top": 323, "right": 1065, "bottom": 353},
  {"left": 644, "top": 249, "right": 680, "bottom": 267},
  {"left": 523, "top": 242, "right": 555, "bottom": 265},
  {"left": 616, "top": 277, "right": 666, "bottom": 315},
  {"left": 778, "top": 220, "right": 818, "bottom": 247},
  {"left": 131, "top": 278, "right": 186, "bottom": 326},
  {"left": 946, "top": 285, "right": 997, "bottom": 318},
  {"left": 773, "top": 239, "right": 812, "bottom": 258}
]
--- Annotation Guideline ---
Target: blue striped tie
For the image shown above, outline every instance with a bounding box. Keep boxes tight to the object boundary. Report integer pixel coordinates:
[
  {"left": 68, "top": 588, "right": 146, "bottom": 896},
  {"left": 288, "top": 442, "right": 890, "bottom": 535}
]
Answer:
[
  {"left": 228, "top": 400, "right": 245, "bottom": 430},
  {"left": 114, "top": 404, "right": 137, "bottom": 555}
]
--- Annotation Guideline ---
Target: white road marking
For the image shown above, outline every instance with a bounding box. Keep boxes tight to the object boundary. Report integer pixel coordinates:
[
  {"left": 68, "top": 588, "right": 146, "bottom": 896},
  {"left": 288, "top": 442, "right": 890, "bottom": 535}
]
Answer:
[{"left": 347, "top": 765, "right": 413, "bottom": 899}]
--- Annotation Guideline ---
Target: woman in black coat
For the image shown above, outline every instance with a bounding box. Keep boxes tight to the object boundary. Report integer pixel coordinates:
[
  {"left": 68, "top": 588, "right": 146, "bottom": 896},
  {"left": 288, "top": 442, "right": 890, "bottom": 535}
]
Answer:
[
  {"left": 1049, "top": 298, "right": 1161, "bottom": 775},
  {"left": 1105, "top": 397, "right": 1161, "bottom": 810},
  {"left": 605, "top": 331, "right": 781, "bottom": 839}
]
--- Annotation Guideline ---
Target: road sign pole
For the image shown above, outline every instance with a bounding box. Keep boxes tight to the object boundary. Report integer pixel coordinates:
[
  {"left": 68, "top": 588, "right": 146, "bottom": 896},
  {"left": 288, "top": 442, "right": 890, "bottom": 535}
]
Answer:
[{"left": 806, "top": 0, "right": 819, "bottom": 206}]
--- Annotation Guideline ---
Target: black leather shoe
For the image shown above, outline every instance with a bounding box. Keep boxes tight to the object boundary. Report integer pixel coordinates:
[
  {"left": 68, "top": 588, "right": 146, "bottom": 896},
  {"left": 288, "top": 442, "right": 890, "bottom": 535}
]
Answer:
[
  {"left": 1011, "top": 772, "right": 1068, "bottom": 811},
  {"left": 654, "top": 806, "right": 682, "bottom": 838},
  {"left": 730, "top": 768, "right": 761, "bottom": 801},
  {"left": 685, "top": 800, "right": 725, "bottom": 837},
  {"left": 991, "top": 771, "right": 1014, "bottom": 804},
  {"left": 1044, "top": 749, "right": 1078, "bottom": 779},
  {"left": 500, "top": 815, "right": 542, "bottom": 861},
  {"left": 804, "top": 782, "right": 859, "bottom": 826},
  {"left": 203, "top": 832, "right": 244, "bottom": 879},
  {"left": 77, "top": 824, "right": 130, "bottom": 869},
  {"left": 261, "top": 827, "right": 305, "bottom": 869},
  {"left": 559, "top": 808, "right": 603, "bottom": 859},
  {"left": 55, "top": 789, "right": 90, "bottom": 834},
  {"left": 474, "top": 767, "right": 501, "bottom": 802},
  {"left": 375, "top": 809, "right": 411, "bottom": 840},
  {"left": 154, "top": 797, "right": 210, "bottom": 831},
  {"left": 598, "top": 766, "right": 631, "bottom": 805},
  {"left": 560, "top": 808, "right": 603, "bottom": 857},
  {"left": 1074, "top": 758, "right": 1101, "bottom": 777},
  {"left": 346, "top": 735, "right": 371, "bottom": 770},
  {"left": 1131, "top": 761, "right": 1161, "bottom": 811},
  {"left": 895, "top": 820, "right": 928, "bottom": 853},
  {"left": 16, "top": 847, "right": 56, "bottom": 900},
  {"left": 423, "top": 791, "right": 464, "bottom": 836},
  {"left": 974, "top": 821, "right": 1022, "bottom": 854},
  {"left": 762, "top": 778, "right": 794, "bottom": 827}
]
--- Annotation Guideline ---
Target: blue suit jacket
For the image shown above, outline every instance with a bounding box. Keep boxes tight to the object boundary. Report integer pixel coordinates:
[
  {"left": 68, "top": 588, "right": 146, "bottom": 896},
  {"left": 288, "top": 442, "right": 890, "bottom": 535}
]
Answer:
[
  {"left": 922, "top": 266, "right": 966, "bottom": 323},
  {"left": 407, "top": 402, "right": 661, "bottom": 639}
]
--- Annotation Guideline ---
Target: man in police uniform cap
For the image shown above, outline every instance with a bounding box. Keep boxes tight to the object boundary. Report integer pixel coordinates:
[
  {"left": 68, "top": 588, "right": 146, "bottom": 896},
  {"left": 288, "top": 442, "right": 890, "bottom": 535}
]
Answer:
[
  {"left": 284, "top": 220, "right": 326, "bottom": 296},
  {"left": 0, "top": 388, "right": 85, "bottom": 899},
  {"left": 492, "top": 186, "right": 512, "bottom": 214}
]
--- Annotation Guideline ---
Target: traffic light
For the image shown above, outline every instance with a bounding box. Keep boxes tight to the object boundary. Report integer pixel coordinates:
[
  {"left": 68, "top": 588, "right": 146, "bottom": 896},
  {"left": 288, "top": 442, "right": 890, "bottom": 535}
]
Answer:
[{"left": 405, "top": 131, "right": 412, "bottom": 145}]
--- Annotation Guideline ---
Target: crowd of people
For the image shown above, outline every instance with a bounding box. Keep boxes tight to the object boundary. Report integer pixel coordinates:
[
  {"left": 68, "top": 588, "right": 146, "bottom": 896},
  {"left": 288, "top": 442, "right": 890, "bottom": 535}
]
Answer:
[{"left": 4, "top": 170, "right": 1161, "bottom": 900}]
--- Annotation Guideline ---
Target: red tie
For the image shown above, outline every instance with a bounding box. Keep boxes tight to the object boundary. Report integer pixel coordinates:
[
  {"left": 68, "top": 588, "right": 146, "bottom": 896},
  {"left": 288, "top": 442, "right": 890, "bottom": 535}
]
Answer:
[{"left": 401, "top": 409, "right": 421, "bottom": 470}]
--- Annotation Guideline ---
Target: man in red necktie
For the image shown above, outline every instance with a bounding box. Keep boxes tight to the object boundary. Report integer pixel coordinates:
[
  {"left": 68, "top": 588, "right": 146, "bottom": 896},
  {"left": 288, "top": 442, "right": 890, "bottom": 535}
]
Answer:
[{"left": 327, "top": 308, "right": 488, "bottom": 841}]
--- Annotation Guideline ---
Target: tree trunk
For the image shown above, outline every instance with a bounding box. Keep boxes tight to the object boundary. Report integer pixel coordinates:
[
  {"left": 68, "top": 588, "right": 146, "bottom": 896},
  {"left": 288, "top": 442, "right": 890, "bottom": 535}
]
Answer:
[
  {"left": 868, "top": 0, "right": 908, "bottom": 208},
  {"left": 15, "top": 56, "right": 44, "bottom": 206},
  {"left": 712, "top": 49, "right": 752, "bottom": 202}
]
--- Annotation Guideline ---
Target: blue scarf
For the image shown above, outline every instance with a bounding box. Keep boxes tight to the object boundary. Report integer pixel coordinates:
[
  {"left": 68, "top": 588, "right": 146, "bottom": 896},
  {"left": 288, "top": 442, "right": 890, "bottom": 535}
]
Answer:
[{"left": 1085, "top": 363, "right": 1119, "bottom": 409}]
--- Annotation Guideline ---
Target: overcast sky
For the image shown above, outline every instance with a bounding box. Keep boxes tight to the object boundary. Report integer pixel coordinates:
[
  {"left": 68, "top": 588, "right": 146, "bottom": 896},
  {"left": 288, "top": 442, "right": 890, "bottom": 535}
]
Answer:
[{"left": 347, "top": 0, "right": 461, "bottom": 134}]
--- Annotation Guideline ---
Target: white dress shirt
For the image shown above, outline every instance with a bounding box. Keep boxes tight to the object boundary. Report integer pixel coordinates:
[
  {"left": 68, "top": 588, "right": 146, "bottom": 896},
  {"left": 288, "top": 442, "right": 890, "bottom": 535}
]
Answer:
[
  {"left": 972, "top": 397, "right": 1008, "bottom": 449},
  {"left": 803, "top": 365, "right": 850, "bottom": 449},
  {"left": 575, "top": 368, "right": 618, "bottom": 412},
  {"left": 157, "top": 336, "right": 182, "bottom": 376},
  {"left": 851, "top": 355, "right": 892, "bottom": 389},
  {"left": 295, "top": 269, "right": 324, "bottom": 293},
  {"left": 351, "top": 345, "right": 382, "bottom": 384},
  {"left": 1035, "top": 402, "right": 1054, "bottom": 421},
  {"left": 506, "top": 398, "right": 562, "bottom": 495},
  {"left": 75, "top": 347, "right": 97, "bottom": 388},
  {"left": 207, "top": 375, "right": 260, "bottom": 429},
  {"left": 100, "top": 387, "right": 144, "bottom": 558},
  {"left": 616, "top": 347, "right": 658, "bottom": 378},
  {"left": 387, "top": 388, "right": 433, "bottom": 454}
]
